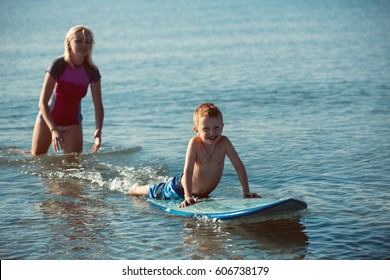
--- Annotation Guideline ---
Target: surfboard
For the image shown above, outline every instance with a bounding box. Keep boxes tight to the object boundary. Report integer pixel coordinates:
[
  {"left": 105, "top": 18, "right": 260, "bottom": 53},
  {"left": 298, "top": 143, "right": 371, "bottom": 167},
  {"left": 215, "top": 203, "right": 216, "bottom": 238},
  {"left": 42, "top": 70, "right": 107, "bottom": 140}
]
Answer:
[{"left": 146, "top": 197, "right": 307, "bottom": 220}]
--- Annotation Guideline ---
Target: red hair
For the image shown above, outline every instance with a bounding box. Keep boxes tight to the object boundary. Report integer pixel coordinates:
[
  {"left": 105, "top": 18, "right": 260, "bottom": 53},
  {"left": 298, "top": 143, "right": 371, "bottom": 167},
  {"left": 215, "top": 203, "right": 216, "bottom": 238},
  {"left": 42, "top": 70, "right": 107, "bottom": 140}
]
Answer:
[{"left": 193, "top": 103, "right": 223, "bottom": 127}]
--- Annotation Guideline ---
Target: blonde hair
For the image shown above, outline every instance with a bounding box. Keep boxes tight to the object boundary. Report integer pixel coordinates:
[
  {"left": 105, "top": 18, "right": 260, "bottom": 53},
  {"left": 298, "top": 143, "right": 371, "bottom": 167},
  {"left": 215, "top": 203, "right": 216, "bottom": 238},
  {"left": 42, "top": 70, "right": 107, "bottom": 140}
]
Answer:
[
  {"left": 64, "top": 25, "right": 96, "bottom": 69},
  {"left": 193, "top": 103, "right": 223, "bottom": 127}
]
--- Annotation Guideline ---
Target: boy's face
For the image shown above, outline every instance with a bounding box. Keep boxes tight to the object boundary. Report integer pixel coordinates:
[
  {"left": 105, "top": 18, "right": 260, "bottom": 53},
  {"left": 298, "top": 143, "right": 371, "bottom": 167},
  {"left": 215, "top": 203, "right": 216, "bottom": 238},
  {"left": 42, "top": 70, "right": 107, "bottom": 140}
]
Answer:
[{"left": 194, "top": 116, "right": 224, "bottom": 144}]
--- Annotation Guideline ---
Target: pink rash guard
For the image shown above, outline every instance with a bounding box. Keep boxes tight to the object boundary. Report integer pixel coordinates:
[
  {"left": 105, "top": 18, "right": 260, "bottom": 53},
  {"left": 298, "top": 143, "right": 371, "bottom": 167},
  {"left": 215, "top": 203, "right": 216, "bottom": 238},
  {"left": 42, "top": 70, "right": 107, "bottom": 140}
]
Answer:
[{"left": 43, "top": 56, "right": 101, "bottom": 126}]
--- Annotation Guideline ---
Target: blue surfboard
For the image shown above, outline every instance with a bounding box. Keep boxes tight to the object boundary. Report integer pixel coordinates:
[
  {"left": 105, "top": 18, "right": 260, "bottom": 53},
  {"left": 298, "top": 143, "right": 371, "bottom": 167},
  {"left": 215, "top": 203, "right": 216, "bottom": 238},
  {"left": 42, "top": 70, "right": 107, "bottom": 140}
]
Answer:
[{"left": 147, "top": 197, "right": 307, "bottom": 220}]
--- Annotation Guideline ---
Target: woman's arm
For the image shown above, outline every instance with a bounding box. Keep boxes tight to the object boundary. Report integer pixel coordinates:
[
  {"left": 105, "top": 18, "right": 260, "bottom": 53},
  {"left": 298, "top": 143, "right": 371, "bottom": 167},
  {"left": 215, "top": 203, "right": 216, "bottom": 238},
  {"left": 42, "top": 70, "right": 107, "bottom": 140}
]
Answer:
[
  {"left": 38, "top": 73, "right": 63, "bottom": 151},
  {"left": 90, "top": 80, "right": 104, "bottom": 152}
]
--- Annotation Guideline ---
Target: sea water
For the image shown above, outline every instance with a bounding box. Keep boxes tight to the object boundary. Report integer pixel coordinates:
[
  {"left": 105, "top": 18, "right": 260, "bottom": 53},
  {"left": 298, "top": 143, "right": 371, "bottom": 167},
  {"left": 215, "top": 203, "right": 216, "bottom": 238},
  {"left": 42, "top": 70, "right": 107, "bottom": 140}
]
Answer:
[{"left": 0, "top": 0, "right": 389, "bottom": 259}]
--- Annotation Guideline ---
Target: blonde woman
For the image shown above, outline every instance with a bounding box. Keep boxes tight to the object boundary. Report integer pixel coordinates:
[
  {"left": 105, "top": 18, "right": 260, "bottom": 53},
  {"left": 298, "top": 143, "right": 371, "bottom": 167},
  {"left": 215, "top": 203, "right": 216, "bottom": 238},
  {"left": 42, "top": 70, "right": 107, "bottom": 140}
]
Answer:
[{"left": 31, "top": 25, "right": 104, "bottom": 155}]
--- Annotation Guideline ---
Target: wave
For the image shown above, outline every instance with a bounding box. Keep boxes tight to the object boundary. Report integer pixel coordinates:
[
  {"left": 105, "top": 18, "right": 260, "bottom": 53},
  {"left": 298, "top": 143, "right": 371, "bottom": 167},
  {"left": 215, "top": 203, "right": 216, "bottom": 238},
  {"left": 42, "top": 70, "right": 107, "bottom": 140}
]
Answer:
[
  {"left": 87, "top": 146, "right": 143, "bottom": 158},
  {"left": 1, "top": 145, "right": 168, "bottom": 194}
]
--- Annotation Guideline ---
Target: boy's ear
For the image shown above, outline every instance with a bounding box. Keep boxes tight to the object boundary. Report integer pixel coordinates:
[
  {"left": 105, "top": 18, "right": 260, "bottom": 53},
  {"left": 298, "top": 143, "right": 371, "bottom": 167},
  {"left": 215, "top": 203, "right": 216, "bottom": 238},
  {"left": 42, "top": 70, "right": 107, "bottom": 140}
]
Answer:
[{"left": 193, "top": 126, "right": 199, "bottom": 134}]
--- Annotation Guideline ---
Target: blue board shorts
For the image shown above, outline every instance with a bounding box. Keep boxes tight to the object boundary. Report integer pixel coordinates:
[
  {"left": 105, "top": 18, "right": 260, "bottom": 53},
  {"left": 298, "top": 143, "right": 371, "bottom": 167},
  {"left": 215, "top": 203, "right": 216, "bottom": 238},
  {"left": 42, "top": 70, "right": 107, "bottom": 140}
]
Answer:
[{"left": 148, "top": 174, "right": 184, "bottom": 200}]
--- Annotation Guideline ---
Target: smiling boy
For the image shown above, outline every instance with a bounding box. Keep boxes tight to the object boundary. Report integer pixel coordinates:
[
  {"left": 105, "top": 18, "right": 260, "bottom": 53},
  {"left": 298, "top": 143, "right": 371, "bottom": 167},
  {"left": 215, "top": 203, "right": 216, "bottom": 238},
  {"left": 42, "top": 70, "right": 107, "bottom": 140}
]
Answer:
[{"left": 127, "top": 103, "right": 259, "bottom": 207}]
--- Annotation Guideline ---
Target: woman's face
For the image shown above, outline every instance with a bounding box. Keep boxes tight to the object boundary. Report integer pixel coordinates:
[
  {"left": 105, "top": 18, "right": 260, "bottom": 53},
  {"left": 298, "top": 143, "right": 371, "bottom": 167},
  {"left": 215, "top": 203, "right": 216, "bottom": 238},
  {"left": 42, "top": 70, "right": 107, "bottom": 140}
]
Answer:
[{"left": 68, "top": 30, "right": 92, "bottom": 59}]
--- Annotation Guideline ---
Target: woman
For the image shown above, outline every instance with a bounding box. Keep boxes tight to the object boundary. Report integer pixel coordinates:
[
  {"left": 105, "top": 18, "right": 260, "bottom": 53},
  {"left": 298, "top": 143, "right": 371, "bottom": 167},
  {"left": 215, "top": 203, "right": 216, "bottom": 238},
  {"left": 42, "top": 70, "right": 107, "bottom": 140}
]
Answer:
[{"left": 31, "top": 25, "right": 104, "bottom": 155}]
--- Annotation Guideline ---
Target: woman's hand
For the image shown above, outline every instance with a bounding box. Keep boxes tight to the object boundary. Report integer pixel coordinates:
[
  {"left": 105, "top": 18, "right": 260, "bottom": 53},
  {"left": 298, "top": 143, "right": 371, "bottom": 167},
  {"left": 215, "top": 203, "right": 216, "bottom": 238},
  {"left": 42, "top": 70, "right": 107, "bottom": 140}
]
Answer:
[
  {"left": 91, "top": 129, "right": 101, "bottom": 153},
  {"left": 51, "top": 128, "right": 63, "bottom": 152}
]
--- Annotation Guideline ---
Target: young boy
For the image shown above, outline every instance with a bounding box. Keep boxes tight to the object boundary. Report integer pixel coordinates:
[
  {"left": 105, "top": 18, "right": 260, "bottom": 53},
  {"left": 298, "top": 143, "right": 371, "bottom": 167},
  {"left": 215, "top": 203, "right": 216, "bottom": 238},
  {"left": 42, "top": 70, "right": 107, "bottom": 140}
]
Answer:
[{"left": 127, "top": 103, "right": 259, "bottom": 208}]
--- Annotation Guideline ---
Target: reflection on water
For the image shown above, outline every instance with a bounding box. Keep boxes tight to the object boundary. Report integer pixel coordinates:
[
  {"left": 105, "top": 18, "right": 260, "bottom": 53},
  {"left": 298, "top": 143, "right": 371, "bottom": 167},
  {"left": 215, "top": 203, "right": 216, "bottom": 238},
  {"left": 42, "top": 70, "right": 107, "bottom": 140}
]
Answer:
[
  {"left": 33, "top": 155, "right": 116, "bottom": 259},
  {"left": 38, "top": 180, "right": 114, "bottom": 258},
  {"left": 182, "top": 216, "right": 308, "bottom": 260}
]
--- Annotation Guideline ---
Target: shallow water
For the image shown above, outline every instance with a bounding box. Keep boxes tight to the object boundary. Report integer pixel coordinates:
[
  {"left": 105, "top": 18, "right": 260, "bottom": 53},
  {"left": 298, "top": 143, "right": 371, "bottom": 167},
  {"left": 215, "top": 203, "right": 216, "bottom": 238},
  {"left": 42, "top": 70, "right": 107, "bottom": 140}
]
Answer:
[{"left": 1, "top": 0, "right": 390, "bottom": 259}]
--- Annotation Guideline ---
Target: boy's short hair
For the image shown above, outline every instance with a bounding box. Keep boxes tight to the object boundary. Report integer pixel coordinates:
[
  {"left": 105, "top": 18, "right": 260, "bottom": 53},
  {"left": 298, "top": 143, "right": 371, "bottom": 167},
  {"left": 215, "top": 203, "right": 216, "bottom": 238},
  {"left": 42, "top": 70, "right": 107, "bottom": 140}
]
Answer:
[{"left": 193, "top": 103, "right": 223, "bottom": 127}]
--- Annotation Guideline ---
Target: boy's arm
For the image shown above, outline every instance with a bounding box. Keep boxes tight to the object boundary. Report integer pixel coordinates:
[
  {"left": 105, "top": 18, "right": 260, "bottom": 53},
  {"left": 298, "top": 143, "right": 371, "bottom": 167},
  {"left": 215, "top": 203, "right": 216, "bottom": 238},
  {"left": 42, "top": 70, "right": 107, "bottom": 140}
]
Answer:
[
  {"left": 179, "top": 137, "right": 198, "bottom": 208},
  {"left": 225, "top": 137, "right": 260, "bottom": 198}
]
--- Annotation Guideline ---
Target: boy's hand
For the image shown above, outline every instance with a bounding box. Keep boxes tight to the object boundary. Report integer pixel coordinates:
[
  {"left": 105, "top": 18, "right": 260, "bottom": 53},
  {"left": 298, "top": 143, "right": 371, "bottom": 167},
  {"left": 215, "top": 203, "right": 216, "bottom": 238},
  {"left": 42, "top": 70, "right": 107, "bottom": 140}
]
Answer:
[
  {"left": 243, "top": 192, "right": 261, "bottom": 198},
  {"left": 179, "top": 197, "right": 198, "bottom": 208}
]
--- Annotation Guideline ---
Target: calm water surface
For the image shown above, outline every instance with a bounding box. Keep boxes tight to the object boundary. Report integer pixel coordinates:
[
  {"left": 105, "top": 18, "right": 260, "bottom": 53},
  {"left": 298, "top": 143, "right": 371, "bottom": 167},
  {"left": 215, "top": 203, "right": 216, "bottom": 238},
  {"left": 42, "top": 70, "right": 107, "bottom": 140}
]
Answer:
[{"left": 0, "top": 0, "right": 389, "bottom": 259}]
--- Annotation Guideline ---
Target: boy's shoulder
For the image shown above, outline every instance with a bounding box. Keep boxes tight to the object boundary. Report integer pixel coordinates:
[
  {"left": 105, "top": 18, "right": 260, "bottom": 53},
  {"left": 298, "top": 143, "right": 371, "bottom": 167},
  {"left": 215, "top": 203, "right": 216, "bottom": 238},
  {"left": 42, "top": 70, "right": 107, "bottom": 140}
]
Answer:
[
  {"left": 218, "top": 135, "right": 231, "bottom": 145},
  {"left": 219, "top": 135, "right": 229, "bottom": 141},
  {"left": 190, "top": 135, "right": 230, "bottom": 141},
  {"left": 189, "top": 135, "right": 231, "bottom": 146}
]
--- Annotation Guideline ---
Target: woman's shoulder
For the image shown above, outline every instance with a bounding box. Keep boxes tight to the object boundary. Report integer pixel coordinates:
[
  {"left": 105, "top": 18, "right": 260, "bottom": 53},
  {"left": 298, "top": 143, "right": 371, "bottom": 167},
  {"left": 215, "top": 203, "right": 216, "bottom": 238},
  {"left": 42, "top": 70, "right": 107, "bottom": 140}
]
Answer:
[
  {"left": 46, "top": 56, "right": 68, "bottom": 80},
  {"left": 49, "top": 56, "right": 67, "bottom": 68},
  {"left": 83, "top": 62, "right": 101, "bottom": 83},
  {"left": 52, "top": 56, "right": 66, "bottom": 63}
]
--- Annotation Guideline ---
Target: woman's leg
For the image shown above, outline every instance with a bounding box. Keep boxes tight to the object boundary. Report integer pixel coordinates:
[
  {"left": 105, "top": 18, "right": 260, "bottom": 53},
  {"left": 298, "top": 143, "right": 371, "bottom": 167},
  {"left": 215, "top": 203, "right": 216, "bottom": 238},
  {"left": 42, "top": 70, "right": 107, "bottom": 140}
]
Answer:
[
  {"left": 61, "top": 124, "right": 83, "bottom": 153},
  {"left": 31, "top": 118, "right": 51, "bottom": 156}
]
